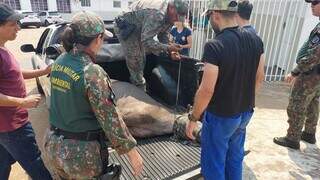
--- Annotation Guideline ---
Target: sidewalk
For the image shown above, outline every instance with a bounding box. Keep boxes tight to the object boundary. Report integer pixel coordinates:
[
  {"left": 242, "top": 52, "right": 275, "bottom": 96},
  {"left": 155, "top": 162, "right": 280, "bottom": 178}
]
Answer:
[{"left": 244, "top": 82, "right": 320, "bottom": 180}]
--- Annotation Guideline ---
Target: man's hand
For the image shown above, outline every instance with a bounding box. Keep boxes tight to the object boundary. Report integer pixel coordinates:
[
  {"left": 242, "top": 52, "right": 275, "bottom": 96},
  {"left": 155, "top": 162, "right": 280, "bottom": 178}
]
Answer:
[
  {"left": 285, "top": 73, "right": 296, "bottom": 84},
  {"left": 186, "top": 121, "right": 197, "bottom": 140},
  {"left": 127, "top": 148, "right": 143, "bottom": 176},
  {"left": 19, "top": 94, "right": 41, "bottom": 108},
  {"left": 42, "top": 64, "right": 52, "bottom": 75},
  {"left": 168, "top": 44, "right": 182, "bottom": 53},
  {"left": 170, "top": 51, "right": 181, "bottom": 61}
]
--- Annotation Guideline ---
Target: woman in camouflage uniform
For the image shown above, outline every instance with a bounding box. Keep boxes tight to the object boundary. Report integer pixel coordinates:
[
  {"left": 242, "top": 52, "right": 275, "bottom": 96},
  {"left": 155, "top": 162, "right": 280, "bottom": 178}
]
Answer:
[{"left": 43, "top": 11, "right": 143, "bottom": 179}]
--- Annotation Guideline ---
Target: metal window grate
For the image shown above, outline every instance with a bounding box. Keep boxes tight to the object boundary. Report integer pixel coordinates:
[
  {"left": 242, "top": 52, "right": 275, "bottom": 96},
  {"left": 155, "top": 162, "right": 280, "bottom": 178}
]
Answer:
[
  {"left": 0, "top": 0, "right": 21, "bottom": 10},
  {"left": 113, "top": 1, "right": 121, "bottom": 8},
  {"left": 109, "top": 135, "right": 201, "bottom": 180},
  {"left": 56, "top": 0, "right": 71, "bottom": 13},
  {"left": 81, "top": 0, "right": 90, "bottom": 7},
  {"left": 30, "top": 0, "right": 48, "bottom": 12},
  {"left": 189, "top": 0, "right": 308, "bottom": 82}
]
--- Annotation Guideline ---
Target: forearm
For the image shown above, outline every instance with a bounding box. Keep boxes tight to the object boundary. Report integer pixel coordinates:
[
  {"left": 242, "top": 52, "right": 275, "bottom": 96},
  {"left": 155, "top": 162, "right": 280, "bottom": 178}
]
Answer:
[
  {"left": 22, "top": 69, "right": 47, "bottom": 79},
  {"left": 255, "top": 75, "right": 264, "bottom": 94},
  {"left": 142, "top": 39, "right": 169, "bottom": 55},
  {"left": 180, "top": 43, "right": 192, "bottom": 49},
  {"left": 0, "top": 93, "right": 23, "bottom": 107},
  {"left": 192, "top": 88, "right": 213, "bottom": 120}
]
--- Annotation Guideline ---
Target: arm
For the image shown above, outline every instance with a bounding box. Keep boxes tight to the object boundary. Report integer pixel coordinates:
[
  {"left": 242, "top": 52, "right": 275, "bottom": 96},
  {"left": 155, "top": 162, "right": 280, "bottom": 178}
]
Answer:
[
  {"left": 255, "top": 54, "right": 265, "bottom": 94},
  {"left": 191, "top": 63, "right": 219, "bottom": 120},
  {"left": 84, "top": 64, "right": 137, "bottom": 155},
  {"left": 186, "top": 63, "right": 218, "bottom": 139},
  {"left": 158, "top": 30, "right": 170, "bottom": 45},
  {"left": 0, "top": 93, "right": 41, "bottom": 108},
  {"left": 141, "top": 11, "right": 170, "bottom": 55},
  {"left": 291, "top": 45, "right": 320, "bottom": 75},
  {"left": 22, "top": 65, "right": 51, "bottom": 79},
  {"left": 169, "top": 34, "right": 174, "bottom": 45},
  {"left": 180, "top": 35, "right": 192, "bottom": 49},
  {"left": 0, "top": 92, "right": 24, "bottom": 107}
]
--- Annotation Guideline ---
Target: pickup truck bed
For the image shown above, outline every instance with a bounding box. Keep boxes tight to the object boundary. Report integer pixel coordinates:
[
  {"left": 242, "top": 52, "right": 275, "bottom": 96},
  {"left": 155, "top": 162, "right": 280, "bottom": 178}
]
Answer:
[{"left": 109, "top": 135, "right": 201, "bottom": 180}]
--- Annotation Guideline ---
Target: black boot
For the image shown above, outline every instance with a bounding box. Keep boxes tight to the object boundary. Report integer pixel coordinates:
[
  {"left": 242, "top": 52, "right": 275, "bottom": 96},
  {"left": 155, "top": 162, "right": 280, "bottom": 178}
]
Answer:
[
  {"left": 301, "top": 131, "right": 316, "bottom": 144},
  {"left": 273, "top": 137, "right": 300, "bottom": 149}
]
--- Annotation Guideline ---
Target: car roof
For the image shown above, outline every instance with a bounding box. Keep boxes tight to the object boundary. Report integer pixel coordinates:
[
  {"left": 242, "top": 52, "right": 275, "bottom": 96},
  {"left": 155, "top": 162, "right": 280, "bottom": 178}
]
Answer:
[{"left": 17, "top": 10, "right": 35, "bottom": 13}]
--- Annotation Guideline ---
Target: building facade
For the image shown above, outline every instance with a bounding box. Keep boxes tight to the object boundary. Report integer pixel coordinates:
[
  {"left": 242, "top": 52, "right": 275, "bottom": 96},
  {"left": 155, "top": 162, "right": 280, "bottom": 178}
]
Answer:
[{"left": 0, "top": 0, "right": 133, "bottom": 20}]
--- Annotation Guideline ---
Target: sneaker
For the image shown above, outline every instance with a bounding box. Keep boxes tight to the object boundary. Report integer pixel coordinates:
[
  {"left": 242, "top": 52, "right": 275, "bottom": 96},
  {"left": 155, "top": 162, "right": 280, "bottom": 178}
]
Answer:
[
  {"left": 301, "top": 131, "right": 316, "bottom": 144},
  {"left": 273, "top": 137, "right": 300, "bottom": 149}
]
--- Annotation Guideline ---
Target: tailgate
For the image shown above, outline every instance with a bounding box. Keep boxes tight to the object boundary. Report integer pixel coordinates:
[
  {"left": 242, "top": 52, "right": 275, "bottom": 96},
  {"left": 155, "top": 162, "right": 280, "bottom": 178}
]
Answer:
[{"left": 109, "top": 135, "right": 201, "bottom": 180}]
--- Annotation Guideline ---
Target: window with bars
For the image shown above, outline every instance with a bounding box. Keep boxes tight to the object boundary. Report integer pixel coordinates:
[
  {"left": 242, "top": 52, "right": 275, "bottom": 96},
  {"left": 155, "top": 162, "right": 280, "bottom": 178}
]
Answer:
[
  {"left": 56, "top": 0, "right": 71, "bottom": 13},
  {"left": 30, "top": 0, "right": 48, "bottom": 12},
  {"left": 113, "top": 1, "right": 121, "bottom": 8},
  {"left": 0, "top": 0, "right": 21, "bottom": 10},
  {"left": 81, "top": 0, "right": 90, "bottom": 7}
]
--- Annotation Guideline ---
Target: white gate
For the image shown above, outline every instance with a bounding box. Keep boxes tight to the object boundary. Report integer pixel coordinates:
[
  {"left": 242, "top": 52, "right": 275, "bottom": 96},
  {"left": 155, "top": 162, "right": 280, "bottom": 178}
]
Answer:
[{"left": 189, "top": 0, "right": 308, "bottom": 81}]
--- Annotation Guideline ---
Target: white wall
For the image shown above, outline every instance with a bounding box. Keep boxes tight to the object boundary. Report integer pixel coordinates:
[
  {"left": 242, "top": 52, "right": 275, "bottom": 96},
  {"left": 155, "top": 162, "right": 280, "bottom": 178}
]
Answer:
[
  {"left": 48, "top": 0, "right": 57, "bottom": 11},
  {"left": 20, "top": 0, "right": 31, "bottom": 11},
  {"left": 66, "top": 0, "right": 132, "bottom": 21}
]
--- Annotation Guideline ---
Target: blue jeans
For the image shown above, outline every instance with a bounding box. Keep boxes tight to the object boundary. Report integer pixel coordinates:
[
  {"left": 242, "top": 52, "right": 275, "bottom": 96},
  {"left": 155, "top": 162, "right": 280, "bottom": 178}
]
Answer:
[
  {"left": 201, "top": 110, "right": 253, "bottom": 180},
  {"left": 0, "top": 122, "right": 52, "bottom": 180}
]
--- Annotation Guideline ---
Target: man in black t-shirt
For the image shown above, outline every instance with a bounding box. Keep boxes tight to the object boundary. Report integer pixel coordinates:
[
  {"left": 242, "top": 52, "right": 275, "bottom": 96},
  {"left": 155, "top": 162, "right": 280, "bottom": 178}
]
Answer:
[
  {"left": 236, "top": 0, "right": 257, "bottom": 34},
  {"left": 185, "top": 0, "right": 265, "bottom": 179}
]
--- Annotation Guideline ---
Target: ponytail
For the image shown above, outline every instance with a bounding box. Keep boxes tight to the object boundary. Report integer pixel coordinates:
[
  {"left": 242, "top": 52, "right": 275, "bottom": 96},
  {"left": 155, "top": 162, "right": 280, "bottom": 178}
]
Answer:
[{"left": 61, "top": 26, "right": 75, "bottom": 52}]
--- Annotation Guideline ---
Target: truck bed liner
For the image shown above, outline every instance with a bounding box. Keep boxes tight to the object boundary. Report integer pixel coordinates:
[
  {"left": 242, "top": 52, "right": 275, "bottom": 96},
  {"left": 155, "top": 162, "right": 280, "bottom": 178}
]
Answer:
[{"left": 109, "top": 135, "right": 201, "bottom": 180}]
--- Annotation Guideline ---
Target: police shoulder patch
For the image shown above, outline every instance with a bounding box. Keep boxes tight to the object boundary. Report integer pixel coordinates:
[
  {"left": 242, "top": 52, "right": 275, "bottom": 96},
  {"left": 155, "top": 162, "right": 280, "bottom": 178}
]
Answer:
[{"left": 310, "top": 34, "right": 320, "bottom": 48}]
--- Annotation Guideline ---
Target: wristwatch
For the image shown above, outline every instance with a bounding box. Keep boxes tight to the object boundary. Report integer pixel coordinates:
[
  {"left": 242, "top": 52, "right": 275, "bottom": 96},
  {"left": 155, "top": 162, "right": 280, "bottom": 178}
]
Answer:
[{"left": 188, "top": 112, "right": 199, "bottom": 122}]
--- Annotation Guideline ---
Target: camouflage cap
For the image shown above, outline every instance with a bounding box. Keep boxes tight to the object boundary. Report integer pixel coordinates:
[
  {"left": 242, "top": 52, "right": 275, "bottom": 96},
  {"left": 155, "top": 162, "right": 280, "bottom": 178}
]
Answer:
[
  {"left": 0, "top": 3, "right": 24, "bottom": 21},
  {"left": 173, "top": 0, "right": 189, "bottom": 22},
  {"left": 71, "top": 11, "right": 113, "bottom": 38},
  {"left": 202, "top": 0, "right": 238, "bottom": 16},
  {"left": 305, "top": 0, "right": 320, "bottom": 3}
]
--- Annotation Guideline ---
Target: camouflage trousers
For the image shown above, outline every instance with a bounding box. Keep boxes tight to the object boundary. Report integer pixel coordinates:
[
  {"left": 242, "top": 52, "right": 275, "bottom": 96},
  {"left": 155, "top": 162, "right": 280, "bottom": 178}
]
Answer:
[
  {"left": 114, "top": 25, "right": 146, "bottom": 91},
  {"left": 286, "top": 73, "right": 320, "bottom": 142},
  {"left": 43, "top": 130, "right": 103, "bottom": 179}
]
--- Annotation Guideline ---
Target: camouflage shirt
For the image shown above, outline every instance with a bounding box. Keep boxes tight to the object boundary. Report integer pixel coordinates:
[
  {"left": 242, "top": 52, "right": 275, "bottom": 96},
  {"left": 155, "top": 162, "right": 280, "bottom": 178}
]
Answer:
[
  {"left": 118, "top": 0, "right": 173, "bottom": 55},
  {"left": 74, "top": 46, "right": 137, "bottom": 155},
  {"left": 293, "top": 22, "right": 320, "bottom": 74}
]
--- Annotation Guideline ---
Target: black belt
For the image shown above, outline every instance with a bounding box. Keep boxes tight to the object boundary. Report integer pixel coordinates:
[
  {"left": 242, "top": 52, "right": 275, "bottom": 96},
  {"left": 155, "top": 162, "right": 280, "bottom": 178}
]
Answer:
[{"left": 50, "top": 125, "right": 105, "bottom": 141}]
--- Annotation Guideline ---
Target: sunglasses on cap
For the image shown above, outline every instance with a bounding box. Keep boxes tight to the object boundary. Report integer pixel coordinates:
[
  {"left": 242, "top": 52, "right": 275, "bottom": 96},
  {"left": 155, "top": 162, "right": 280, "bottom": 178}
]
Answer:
[
  {"left": 206, "top": 10, "right": 213, "bottom": 19},
  {"left": 311, "top": 1, "right": 320, "bottom": 5}
]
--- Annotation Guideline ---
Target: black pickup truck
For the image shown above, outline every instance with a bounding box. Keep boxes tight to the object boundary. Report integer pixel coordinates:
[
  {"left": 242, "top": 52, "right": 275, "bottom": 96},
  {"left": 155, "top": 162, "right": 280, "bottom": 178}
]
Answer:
[{"left": 21, "top": 23, "right": 204, "bottom": 180}]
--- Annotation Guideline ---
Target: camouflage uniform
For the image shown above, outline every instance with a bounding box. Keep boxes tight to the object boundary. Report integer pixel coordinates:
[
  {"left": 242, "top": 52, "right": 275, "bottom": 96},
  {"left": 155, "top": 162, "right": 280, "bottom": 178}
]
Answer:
[
  {"left": 44, "top": 11, "right": 136, "bottom": 179},
  {"left": 114, "top": 0, "right": 188, "bottom": 90},
  {"left": 285, "top": 22, "right": 320, "bottom": 142}
]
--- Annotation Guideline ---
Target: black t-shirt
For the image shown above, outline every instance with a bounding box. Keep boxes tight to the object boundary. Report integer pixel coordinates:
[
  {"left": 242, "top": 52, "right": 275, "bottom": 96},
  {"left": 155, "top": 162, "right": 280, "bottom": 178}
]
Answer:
[{"left": 202, "top": 26, "right": 264, "bottom": 117}]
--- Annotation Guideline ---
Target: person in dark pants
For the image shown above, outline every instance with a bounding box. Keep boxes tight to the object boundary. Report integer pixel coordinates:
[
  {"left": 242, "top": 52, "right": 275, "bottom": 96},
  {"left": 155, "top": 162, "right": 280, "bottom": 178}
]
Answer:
[
  {"left": 0, "top": 3, "right": 52, "bottom": 180},
  {"left": 185, "top": 0, "right": 265, "bottom": 179}
]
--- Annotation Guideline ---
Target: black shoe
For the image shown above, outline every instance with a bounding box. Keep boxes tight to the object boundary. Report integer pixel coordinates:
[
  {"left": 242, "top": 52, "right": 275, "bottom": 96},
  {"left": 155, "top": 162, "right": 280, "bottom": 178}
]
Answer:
[
  {"left": 301, "top": 131, "right": 316, "bottom": 144},
  {"left": 273, "top": 137, "right": 300, "bottom": 149},
  {"left": 100, "top": 163, "right": 122, "bottom": 180}
]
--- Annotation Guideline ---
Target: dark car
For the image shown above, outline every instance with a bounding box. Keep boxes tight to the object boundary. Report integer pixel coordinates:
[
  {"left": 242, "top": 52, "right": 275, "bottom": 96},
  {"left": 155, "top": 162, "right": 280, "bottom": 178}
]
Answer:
[{"left": 21, "top": 23, "right": 203, "bottom": 180}]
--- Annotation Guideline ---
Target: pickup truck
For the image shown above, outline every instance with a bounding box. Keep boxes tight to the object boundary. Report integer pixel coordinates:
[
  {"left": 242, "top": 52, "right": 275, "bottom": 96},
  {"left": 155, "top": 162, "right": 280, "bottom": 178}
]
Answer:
[{"left": 21, "top": 23, "right": 203, "bottom": 180}]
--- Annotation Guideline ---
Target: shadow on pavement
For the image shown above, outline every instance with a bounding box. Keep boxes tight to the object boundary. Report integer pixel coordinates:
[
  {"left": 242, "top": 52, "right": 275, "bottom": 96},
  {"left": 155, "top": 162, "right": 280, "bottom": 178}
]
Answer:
[{"left": 288, "top": 143, "right": 320, "bottom": 179}]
